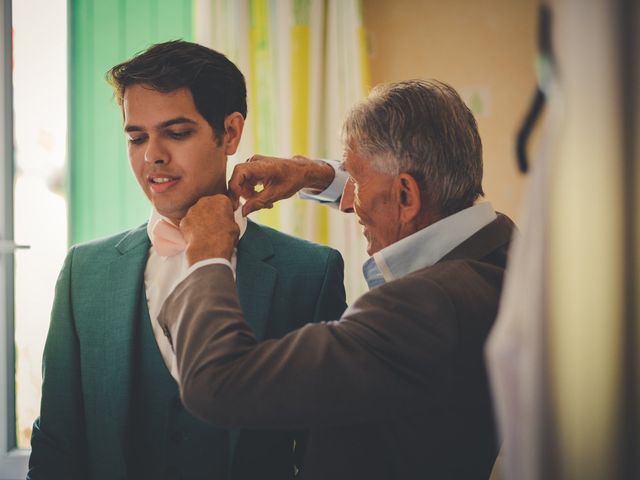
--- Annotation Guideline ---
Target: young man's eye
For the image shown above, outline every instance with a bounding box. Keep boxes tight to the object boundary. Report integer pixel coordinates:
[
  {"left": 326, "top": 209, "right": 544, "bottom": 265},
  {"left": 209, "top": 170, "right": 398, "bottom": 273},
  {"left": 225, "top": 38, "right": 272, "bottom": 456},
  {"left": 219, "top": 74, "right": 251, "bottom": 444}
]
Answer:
[
  {"left": 128, "top": 135, "right": 146, "bottom": 145},
  {"left": 167, "top": 130, "right": 193, "bottom": 140}
]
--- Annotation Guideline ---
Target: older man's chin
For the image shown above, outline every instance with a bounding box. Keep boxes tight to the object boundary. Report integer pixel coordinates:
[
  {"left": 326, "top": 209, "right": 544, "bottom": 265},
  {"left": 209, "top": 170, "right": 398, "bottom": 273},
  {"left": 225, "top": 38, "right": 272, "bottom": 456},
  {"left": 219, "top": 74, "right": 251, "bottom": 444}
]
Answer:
[{"left": 364, "top": 239, "right": 378, "bottom": 257}]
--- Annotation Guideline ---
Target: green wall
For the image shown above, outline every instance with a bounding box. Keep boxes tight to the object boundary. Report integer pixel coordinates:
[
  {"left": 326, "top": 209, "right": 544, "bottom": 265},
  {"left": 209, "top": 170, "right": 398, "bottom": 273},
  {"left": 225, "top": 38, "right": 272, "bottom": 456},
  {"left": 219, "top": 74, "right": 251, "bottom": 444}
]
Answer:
[{"left": 69, "top": 0, "right": 192, "bottom": 244}]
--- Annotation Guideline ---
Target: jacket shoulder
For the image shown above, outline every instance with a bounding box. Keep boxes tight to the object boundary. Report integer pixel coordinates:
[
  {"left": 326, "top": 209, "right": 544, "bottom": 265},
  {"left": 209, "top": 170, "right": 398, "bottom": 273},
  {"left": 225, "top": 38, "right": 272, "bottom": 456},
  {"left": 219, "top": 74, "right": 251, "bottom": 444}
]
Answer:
[
  {"left": 67, "top": 223, "right": 148, "bottom": 266},
  {"left": 249, "top": 222, "right": 342, "bottom": 267}
]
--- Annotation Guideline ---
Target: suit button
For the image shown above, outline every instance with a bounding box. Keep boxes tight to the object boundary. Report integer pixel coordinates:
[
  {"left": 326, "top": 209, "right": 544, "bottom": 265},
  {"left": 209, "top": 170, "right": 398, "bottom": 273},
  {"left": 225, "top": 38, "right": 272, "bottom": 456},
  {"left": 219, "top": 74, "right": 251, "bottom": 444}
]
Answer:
[
  {"left": 166, "top": 466, "right": 180, "bottom": 479},
  {"left": 293, "top": 464, "right": 300, "bottom": 477},
  {"left": 170, "top": 430, "right": 185, "bottom": 444}
]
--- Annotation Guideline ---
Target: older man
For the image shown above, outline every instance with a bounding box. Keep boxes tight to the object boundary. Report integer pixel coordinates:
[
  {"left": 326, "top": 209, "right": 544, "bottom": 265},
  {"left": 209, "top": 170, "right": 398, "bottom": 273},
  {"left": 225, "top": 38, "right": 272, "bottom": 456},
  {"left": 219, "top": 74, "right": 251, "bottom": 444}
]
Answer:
[{"left": 160, "top": 80, "right": 514, "bottom": 479}]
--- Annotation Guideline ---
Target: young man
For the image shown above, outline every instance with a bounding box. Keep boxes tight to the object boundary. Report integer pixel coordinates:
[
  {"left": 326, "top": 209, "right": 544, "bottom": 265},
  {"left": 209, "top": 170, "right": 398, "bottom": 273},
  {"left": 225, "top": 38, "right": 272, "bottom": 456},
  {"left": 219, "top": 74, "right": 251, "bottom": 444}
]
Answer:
[
  {"left": 28, "top": 40, "right": 346, "bottom": 480},
  {"left": 160, "top": 80, "right": 514, "bottom": 479}
]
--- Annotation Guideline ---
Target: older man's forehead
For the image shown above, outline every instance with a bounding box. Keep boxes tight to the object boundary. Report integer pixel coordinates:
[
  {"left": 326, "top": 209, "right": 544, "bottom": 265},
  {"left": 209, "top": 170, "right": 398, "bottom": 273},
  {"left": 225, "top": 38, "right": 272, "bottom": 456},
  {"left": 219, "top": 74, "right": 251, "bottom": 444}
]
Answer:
[
  {"left": 341, "top": 149, "right": 362, "bottom": 175},
  {"left": 338, "top": 158, "right": 350, "bottom": 176},
  {"left": 339, "top": 151, "right": 350, "bottom": 173}
]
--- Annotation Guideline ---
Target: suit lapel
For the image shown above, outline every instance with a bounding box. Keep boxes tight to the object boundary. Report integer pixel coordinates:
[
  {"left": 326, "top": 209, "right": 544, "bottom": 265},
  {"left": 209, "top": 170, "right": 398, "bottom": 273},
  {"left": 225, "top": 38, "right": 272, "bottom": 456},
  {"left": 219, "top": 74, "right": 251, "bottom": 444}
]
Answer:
[
  {"left": 230, "top": 221, "right": 277, "bottom": 460},
  {"left": 235, "top": 221, "right": 277, "bottom": 341},
  {"left": 98, "top": 225, "right": 149, "bottom": 462}
]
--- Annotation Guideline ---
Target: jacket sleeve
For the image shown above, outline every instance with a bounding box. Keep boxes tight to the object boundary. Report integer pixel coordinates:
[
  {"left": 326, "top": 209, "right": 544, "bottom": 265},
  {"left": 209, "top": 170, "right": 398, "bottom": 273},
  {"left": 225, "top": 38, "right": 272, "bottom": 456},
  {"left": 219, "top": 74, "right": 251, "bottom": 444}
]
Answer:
[
  {"left": 161, "top": 263, "right": 456, "bottom": 431},
  {"left": 28, "top": 247, "right": 89, "bottom": 480},
  {"left": 311, "top": 249, "right": 347, "bottom": 323}
]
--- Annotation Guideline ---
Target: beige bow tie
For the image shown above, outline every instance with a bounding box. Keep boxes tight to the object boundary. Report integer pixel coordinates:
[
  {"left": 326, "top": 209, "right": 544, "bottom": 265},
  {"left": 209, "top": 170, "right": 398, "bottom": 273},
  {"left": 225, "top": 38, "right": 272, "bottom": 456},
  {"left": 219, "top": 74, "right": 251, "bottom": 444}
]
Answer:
[
  {"left": 148, "top": 208, "right": 248, "bottom": 257},
  {"left": 150, "top": 219, "right": 187, "bottom": 257}
]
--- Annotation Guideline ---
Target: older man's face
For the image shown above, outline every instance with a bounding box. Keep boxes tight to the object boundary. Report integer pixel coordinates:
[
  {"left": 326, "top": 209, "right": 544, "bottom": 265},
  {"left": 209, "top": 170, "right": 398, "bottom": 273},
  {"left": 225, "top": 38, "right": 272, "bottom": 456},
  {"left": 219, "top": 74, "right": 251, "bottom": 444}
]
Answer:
[{"left": 339, "top": 149, "right": 402, "bottom": 256}]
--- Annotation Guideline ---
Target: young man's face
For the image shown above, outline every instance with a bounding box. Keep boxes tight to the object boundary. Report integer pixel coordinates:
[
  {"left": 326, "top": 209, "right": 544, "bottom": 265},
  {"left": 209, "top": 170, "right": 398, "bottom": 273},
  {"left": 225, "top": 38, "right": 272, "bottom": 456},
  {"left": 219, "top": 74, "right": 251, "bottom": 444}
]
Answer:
[{"left": 123, "top": 84, "right": 230, "bottom": 223}]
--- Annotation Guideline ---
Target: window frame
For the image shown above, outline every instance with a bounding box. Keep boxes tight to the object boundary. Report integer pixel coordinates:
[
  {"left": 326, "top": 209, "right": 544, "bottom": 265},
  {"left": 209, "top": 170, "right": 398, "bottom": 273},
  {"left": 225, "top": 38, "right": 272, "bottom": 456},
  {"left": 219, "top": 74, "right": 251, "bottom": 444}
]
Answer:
[{"left": 0, "top": 1, "right": 29, "bottom": 478}]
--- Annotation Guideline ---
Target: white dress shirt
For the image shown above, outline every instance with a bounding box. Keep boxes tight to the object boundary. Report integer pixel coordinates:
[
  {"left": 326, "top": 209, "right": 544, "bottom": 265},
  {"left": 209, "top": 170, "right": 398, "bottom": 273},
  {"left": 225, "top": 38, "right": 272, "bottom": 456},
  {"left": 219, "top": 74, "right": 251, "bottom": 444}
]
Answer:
[{"left": 144, "top": 207, "right": 247, "bottom": 380}]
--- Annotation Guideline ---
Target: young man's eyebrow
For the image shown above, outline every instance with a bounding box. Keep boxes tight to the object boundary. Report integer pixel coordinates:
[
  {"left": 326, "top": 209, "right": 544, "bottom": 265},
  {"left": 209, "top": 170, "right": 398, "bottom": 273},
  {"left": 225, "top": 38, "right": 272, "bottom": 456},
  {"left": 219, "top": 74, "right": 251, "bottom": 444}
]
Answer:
[
  {"left": 159, "top": 117, "right": 198, "bottom": 129},
  {"left": 124, "top": 117, "right": 198, "bottom": 133}
]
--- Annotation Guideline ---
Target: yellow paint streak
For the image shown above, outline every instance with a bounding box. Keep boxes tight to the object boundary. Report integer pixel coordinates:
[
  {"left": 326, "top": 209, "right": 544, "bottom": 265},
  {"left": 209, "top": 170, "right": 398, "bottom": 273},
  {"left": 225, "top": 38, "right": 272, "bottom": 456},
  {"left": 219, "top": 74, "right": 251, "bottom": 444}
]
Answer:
[
  {"left": 249, "top": 0, "right": 280, "bottom": 228},
  {"left": 290, "top": 23, "right": 328, "bottom": 244},
  {"left": 291, "top": 25, "right": 309, "bottom": 156},
  {"left": 357, "top": 26, "right": 371, "bottom": 94}
]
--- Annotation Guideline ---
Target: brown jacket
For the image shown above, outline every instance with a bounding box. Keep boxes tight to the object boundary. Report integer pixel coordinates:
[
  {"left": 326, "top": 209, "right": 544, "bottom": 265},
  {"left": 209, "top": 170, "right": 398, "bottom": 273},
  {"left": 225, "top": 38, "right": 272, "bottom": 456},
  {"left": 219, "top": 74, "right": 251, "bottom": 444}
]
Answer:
[{"left": 160, "top": 214, "right": 514, "bottom": 480}]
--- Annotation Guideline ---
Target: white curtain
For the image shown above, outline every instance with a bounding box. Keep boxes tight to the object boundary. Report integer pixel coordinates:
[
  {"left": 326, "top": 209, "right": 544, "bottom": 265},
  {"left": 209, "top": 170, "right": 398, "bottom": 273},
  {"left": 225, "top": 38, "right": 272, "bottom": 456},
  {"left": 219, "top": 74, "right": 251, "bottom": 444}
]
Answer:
[
  {"left": 487, "top": 1, "right": 638, "bottom": 478},
  {"left": 195, "top": 0, "right": 370, "bottom": 301}
]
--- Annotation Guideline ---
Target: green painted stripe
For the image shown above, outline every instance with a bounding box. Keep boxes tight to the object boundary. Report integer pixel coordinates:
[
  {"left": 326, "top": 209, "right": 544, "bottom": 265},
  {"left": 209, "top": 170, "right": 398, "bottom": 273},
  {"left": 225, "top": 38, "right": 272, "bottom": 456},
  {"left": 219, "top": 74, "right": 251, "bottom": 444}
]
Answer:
[{"left": 69, "top": 0, "right": 192, "bottom": 245}]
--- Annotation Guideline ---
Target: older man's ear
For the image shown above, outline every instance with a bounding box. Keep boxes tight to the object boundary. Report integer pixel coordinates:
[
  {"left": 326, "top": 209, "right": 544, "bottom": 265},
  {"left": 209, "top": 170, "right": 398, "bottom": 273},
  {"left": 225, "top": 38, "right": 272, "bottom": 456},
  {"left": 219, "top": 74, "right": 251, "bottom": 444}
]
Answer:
[{"left": 396, "top": 174, "right": 423, "bottom": 225}]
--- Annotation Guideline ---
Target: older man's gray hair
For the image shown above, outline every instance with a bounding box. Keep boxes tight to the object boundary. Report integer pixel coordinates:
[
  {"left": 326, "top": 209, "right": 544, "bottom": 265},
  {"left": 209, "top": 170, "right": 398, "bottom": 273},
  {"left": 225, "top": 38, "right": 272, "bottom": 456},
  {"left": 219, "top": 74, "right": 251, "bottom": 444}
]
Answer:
[{"left": 341, "top": 79, "right": 484, "bottom": 217}]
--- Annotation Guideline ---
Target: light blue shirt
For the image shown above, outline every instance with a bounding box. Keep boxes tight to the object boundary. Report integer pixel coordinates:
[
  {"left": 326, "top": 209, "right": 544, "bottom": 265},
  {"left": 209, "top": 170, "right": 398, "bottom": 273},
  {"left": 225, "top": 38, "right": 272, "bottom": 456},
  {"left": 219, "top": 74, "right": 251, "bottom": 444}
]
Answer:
[
  {"left": 298, "top": 159, "right": 497, "bottom": 289},
  {"left": 298, "top": 159, "right": 348, "bottom": 204},
  {"left": 362, "top": 202, "right": 497, "bottom": 289}
]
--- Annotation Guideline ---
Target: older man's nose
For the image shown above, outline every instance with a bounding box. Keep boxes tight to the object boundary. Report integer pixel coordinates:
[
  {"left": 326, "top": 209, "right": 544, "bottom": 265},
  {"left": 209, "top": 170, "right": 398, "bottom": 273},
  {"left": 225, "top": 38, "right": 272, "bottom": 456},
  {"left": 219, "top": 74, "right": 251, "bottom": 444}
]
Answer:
[{"left": 339, "top": 179, "right": 355, "bottom": 213}]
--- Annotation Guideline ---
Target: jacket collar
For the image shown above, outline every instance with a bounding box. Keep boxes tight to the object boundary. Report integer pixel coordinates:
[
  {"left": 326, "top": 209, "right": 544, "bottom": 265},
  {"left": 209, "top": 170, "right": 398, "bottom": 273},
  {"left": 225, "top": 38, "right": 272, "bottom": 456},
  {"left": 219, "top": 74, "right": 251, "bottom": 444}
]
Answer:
[
  {"left": 235, "top": 220, "right": 277, "bottom": 340},
  {"left": 440, "top": 213, "right": 515, "bottom": 263}
]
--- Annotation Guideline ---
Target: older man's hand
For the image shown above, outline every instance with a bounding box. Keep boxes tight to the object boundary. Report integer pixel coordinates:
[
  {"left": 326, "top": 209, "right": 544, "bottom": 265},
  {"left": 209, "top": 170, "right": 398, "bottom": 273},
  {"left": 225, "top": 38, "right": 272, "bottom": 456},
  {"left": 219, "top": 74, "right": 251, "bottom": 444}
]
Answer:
[
  {"left": 229, "top": 155, "right": 335, "bottom": 216},
  {"left": 179, "top": 195, "right": 240, "bottom": 266}
]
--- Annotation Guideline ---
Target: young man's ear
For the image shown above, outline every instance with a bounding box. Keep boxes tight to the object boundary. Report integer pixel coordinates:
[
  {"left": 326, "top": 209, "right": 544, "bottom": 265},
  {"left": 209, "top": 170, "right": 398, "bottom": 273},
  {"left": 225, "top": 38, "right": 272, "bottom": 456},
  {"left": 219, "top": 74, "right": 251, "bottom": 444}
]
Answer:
[
  {"left": 222, "top": 112, "right": 245, "bottom": 155},
  {"left": 396, "top": 173, "right": 422, "bottom": 224}
]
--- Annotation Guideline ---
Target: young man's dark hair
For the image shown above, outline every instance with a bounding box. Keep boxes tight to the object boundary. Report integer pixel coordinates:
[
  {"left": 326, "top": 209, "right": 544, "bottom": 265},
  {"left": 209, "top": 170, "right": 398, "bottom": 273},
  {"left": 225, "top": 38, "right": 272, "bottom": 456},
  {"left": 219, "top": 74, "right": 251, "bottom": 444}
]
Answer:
[{"left": 107, "top": 40, "right": 247, "bottom": 143}]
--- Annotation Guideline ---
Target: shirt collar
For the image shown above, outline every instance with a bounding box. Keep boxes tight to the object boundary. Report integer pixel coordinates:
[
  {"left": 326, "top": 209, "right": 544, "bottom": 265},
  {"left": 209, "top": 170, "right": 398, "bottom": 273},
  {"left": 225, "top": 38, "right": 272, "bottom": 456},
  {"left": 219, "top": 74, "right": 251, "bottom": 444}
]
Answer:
[
  {"left": 146, "top": 205, "right": 248, "bottom": 243},
  {"left": 362, "top": 202, "right": 497, "bottom": 289}
]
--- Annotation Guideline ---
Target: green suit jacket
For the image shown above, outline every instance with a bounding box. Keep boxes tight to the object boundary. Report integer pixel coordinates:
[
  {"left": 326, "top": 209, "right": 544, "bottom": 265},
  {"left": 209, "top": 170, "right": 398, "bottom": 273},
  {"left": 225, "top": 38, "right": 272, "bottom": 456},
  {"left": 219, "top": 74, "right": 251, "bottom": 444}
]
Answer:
[{"left": 28, "top": 220, "right": 346, "bottom": 480}]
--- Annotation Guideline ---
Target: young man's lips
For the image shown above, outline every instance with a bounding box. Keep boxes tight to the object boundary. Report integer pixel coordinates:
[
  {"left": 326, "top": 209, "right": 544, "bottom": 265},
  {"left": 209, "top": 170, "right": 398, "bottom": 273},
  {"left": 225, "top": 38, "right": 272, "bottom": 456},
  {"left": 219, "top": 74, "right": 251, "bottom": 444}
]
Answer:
[{"left": 148, "top": 175, "right": 180, "bottom": 193}]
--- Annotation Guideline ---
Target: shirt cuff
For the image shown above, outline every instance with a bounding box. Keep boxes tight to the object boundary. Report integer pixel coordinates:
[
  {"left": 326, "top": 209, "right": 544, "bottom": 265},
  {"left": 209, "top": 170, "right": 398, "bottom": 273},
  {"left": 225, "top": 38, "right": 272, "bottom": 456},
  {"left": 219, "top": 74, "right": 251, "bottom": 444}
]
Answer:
[
  {"left": 184, "top": 257, "right": 235, "bottom": 281},
  {"left": 298, "top": 159, "right": 347, "bottom": 203}
]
